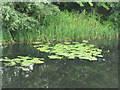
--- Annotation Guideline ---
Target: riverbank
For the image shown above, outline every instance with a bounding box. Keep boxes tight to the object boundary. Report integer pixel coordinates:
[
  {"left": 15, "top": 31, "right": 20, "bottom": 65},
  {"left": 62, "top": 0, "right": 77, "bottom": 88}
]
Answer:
[{"left": 2, "top": 11, "right": 118, "bottom": 45}]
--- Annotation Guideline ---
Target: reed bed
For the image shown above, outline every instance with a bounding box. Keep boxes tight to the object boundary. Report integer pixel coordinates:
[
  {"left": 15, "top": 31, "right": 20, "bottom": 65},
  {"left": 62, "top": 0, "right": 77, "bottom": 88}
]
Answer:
[
  {"left": 40, "top": 11, "right": 118, "bottom": 42},
  {"left": 2, "top": 11, "right": 118, "bottom": 44}
]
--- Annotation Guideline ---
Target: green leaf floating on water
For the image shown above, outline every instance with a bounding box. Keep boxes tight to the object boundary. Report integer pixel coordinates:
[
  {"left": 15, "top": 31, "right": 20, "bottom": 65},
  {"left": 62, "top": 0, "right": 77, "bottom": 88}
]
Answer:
[
  {"left": 0, "top": 59, "right": 4, "bottom": 61},
  {"left": 19, "top": 67, "right": 30, "bottom": 71},
  {"left": 73, "top": 42, "right": 79, "bottom": 44},
  {"left": 33, "top": 40, "right": 104, "bottom": 61},
  {"left": 89, "top": 45, "right": 95, "bottom": 47},
  {"left": 4, "top": 62, "right": 16, "bottom": 66},
  {"left": 64, "top": 42, "right": 71, "bottom": 44},
  {"left": 0, "top": 59, "right": 11, "bottom": 62},
  {"left": 17, "top": 56, "right": 31, "bottom": 59},
  {"left": 21, "top": 60, "right": 33, "bottom": 66},
  {"left": 31, "top": 58, "right": 44, "bottom": 64},
  {"left": 38, "top": 45, "right": 45, "bottom": 46},
  {"left": 32, "top": 42, "right": 43, "bottom": 44},
  {"left": 67, "top": 56, "right": 75, "bottom": 59},
  {"left": 82, "top": 40, "right": 88, "bottom": 43},
  {"left": 97, "top": 49, "right": 102, "bottom": 52},
  {"left": 95, "top": 55, "right": 103, "bottom": 57},
  {"left": 33, "top": 45, "right": 40, "bottom": 48},
  {"left": 89, "top": 57, "right": 97, "bottom": 61},
  {"left": 10, "top": 62, "right": 16, "bottom": 66},
  {"left": 35, "top": 61, "right": 44, "bottom": 64},
  {"left": 37, "top": 47, "right": 51, "bottom": 52},
  {"left": 1, "top": 56, "right": 44, "bottom": 71},
  {"left": 48, "top": 55, "right": 62, "bottom": 59}
]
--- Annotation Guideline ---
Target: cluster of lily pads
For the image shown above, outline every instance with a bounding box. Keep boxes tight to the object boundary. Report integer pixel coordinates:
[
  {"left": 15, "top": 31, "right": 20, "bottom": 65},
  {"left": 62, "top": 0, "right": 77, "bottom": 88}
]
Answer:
[
  {"left": 33, "top": 40, "right": 103, "bottom": 61},
  {"left": 0, "top": 56, "right": 44, "bottom": 71},
  {"left": 0, "top": 40, "right": 104, "bottom": 71}
]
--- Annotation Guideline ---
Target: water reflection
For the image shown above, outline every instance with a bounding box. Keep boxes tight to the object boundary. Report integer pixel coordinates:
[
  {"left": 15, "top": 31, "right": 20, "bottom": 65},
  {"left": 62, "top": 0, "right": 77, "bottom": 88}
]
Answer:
[{"left": 2, "top": 39, "right": 118, "bottom": 88}]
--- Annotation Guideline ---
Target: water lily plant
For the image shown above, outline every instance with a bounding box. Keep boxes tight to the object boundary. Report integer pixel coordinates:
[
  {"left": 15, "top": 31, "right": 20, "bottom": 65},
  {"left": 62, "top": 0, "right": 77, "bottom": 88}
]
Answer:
[
  {"left": 33, "top": 40, "right": 104, "bottom": 61},
  {"left": 0, "top": 56, "right": 44, "bottom": 71}
]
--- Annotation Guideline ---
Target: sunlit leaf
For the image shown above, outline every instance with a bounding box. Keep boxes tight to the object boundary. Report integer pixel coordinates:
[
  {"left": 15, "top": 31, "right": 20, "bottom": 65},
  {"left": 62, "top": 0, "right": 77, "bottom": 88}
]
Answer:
[{"left": 48, "top": 55, "right": 62, "bottom": 59}]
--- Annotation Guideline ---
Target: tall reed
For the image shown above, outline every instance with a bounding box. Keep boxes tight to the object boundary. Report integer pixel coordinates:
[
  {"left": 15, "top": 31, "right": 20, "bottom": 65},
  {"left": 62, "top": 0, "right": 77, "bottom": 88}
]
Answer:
[
  {"left": 2, "top": 11, "right": 118, "bottom": 44},
  {"left": 40, "top": 11, "right": 118, "bottom": 42}
]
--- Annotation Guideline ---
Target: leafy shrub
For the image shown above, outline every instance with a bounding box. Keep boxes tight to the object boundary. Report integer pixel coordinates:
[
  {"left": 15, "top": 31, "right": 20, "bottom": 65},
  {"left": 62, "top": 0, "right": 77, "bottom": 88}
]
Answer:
[
  {"left": 53, "top": 2, "right": 119, "bottom": 27},
  {"left": 13, "top": 2, "right": 60, "bottom": 24},
  {"left": 1, "top": 2, "right": 60, "bottom": 43}
]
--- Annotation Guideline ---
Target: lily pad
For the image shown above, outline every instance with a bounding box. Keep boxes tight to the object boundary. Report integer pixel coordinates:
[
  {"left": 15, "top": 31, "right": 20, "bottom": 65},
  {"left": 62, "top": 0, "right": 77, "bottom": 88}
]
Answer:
[
  {"left": 89, "top": 45, "right": 95, "bottom": 47},
  {"left": 17, "top": 56, "right": 31, "bottom": 59},
  {"left": 4, "top": 62, "right": 16, "bottom": 66},
  {"left": 73, "top": 42, "right": 79, "bottom": 44},
  {"left": 89, "top": 57, "right": 97, "bottom": 61},
  {"left": 32, "top": 42, "right": 43, "bottom": 44},
  {"left": 33, "top": 41, "right": 104, "bottom": 61},
  {"left": 0, "top": 59, "right": 4, "bottom": 61},
  {"left": 33, "top": 45, "right": 40, "bottom": 48},
  {"left": 35, "top": 61, "right": 44, "bottom": 64},
  {"left": 82, "top": 40, "right": 88, "bottom": 43},
  {"left": 21, "top": 60, "right": 33, "bottom": 66},
  {"left": 1, "top": 56, "right": 44, "bottom": 71},
  {"left": 64, "top": 42, "right": 71, "bottom": 44},
  {"left": 95, "top": 55, "right": 103, "bottom": 57},
  {"left": 19, "top": 67, "right": 30, "bottom": 71},
  {"left": 67, "top": 56, "right": 75, "bottom": 59},
  {"left": 48, "top": 55, "right": 62, "bottom": 59}
]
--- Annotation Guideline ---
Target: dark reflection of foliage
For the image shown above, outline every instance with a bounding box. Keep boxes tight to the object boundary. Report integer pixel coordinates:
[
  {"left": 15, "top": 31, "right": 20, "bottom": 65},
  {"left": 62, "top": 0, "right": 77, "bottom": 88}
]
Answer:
[
  {"left": 2, "top": 39, "right": 118, "bottom": 88},
  {"left": 89, "top": 39, "right": 118, "bottom": 51},
  {"left": 2, "top": 43, "right": 48, "bottom": 59}
]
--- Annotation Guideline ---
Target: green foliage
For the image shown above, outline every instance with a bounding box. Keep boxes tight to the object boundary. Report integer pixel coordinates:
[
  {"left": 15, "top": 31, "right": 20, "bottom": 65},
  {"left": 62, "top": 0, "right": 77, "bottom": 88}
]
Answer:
[
  {"left": 2, "top": 3, "right": 40, "bottom": 42},
  {"left": 107, "top": 2, "right": 119, "bottom": 27},
  {"left": 76, "top": 2, "right": 119, "bottom": 27},
  {"left": 1, "top": 2, "right": 60, "bottom": 43},
  {"left": 54, "top": 2, "right": 119, "bottom": 26},
  {"left": 2, "top": 3, "right": 38, "bottom": 31},
  {"left": 40, "top": 11, "right": 118, "bottom": 41},
  {"left": 77, "top": 2, "right": 110, "bottom": 10},
  {"left": 97, "top": 2, "right": 110, "bottom": 10},
  {"left": 13, "top": 2, "right": 60, "bottom": 23},
  {"left": 1, "top": 2, "right": 118, "bottom": 44}
]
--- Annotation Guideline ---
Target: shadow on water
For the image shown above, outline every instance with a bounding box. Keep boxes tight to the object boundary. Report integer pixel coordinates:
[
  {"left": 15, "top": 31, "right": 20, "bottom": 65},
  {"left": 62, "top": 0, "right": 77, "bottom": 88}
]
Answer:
[{"left": 1, "top": 39, "right": 118, "bottom": 88}]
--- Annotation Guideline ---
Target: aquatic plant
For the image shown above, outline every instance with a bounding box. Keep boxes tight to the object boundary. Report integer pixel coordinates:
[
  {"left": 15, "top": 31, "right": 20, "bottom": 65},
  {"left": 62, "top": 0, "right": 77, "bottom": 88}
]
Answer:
[
  {"left": 33, "top": 40, "right": 104, "bottom": 61},
  {"left": 0, "top": 56, "right": 44, "bottom": 71},
  {"left": 48, "top": 55, "right": 63, "bottom": 59}
]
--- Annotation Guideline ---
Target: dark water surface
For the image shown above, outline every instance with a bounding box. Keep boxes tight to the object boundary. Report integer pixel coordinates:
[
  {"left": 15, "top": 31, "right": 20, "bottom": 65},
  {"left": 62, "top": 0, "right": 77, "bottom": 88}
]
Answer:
[{"left": 1, "top": 39, "right": 118, "bottom": 88}]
